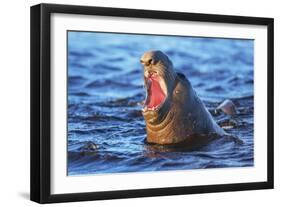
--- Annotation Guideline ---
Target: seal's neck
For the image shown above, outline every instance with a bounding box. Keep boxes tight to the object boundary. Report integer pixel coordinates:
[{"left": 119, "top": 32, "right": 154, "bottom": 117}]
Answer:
[{"left": 164, "top": 66, "right": 177, "bottom": 94}]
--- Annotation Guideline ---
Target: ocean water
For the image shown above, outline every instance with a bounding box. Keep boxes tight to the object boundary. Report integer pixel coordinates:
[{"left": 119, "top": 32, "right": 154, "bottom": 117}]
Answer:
[{"left": 67, "top": 31, "right": 254, "bottom": 175}]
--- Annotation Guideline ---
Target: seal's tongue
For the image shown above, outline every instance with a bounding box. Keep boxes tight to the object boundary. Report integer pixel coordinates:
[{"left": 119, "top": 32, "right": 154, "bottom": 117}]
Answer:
[{"left": 147, "top": 78, "right": 166, "bottom": 109}]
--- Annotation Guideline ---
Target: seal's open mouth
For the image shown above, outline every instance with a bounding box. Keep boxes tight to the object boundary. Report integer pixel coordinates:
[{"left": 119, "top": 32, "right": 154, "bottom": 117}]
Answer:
[{"left": 143, "top": 71, "right": 167, "bottom": 112}]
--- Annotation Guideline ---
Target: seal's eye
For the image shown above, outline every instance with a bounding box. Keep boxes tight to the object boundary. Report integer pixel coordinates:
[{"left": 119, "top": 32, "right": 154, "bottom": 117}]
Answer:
[
  {"left": 147, "top": 58, "right": 153, "bottom": 65},
  {"left": 140, "top": 58, "right": 157, "bottom": 66},
  {"left": 150, "top": 58, "right": 159, "bottom": 65},
  {"left": 151, "top": 59, "right": 159, "bottom": 65}
]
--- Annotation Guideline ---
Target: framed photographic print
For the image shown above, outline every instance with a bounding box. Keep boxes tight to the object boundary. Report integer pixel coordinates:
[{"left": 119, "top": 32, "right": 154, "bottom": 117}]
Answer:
[{"left": 30, "top": 3, "right": 274, "bottom": 203}]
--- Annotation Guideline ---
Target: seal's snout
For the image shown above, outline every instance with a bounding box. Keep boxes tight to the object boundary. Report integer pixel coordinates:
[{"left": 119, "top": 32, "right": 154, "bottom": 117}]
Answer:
[{"left": 141, "top": 51, "right": 168, "bottom": 113}]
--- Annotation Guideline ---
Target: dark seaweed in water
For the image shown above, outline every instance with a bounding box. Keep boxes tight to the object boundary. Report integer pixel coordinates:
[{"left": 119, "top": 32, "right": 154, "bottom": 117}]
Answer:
[{"left": 67, "top": 32, "right": 254, "bottom": 175}]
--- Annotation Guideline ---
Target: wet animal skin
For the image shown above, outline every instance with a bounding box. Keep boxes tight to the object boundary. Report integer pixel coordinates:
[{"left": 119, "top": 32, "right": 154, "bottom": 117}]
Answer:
[{"left": 141, "top": 50, "right": 225, "bottom": 145}]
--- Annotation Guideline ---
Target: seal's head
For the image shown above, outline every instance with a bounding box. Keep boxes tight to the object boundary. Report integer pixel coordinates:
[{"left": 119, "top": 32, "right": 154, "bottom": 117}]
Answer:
[{"left": 140, "top": 50, "right": 176, "bottom": 125}]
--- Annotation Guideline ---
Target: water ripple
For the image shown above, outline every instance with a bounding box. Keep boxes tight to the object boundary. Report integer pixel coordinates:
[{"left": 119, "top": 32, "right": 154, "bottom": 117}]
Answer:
[{"left": 67, "top": 31, "right": 254, "bottom": 175}]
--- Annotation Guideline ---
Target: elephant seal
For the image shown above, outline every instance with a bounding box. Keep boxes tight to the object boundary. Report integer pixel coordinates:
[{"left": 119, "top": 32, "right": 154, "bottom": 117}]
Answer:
[{"left": 140, "top": 50, "right": 225, "bottom": 146}]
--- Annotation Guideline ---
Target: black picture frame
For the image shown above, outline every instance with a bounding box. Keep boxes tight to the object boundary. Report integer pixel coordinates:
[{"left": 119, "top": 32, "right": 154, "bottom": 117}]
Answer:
[{"left": 30, "top": 3, "right": 274, "bottom": 204}]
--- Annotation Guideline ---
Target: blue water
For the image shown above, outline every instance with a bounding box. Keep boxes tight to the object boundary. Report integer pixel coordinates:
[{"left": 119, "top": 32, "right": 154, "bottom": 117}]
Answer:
[{"left": 67, "top": 31, "right": 254, "bottom": 175}]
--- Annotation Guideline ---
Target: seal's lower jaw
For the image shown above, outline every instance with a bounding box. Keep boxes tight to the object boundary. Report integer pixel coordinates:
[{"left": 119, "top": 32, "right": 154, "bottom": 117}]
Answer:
[{"left": 142, "top": 73, "right": 167, "bottom": 113}]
